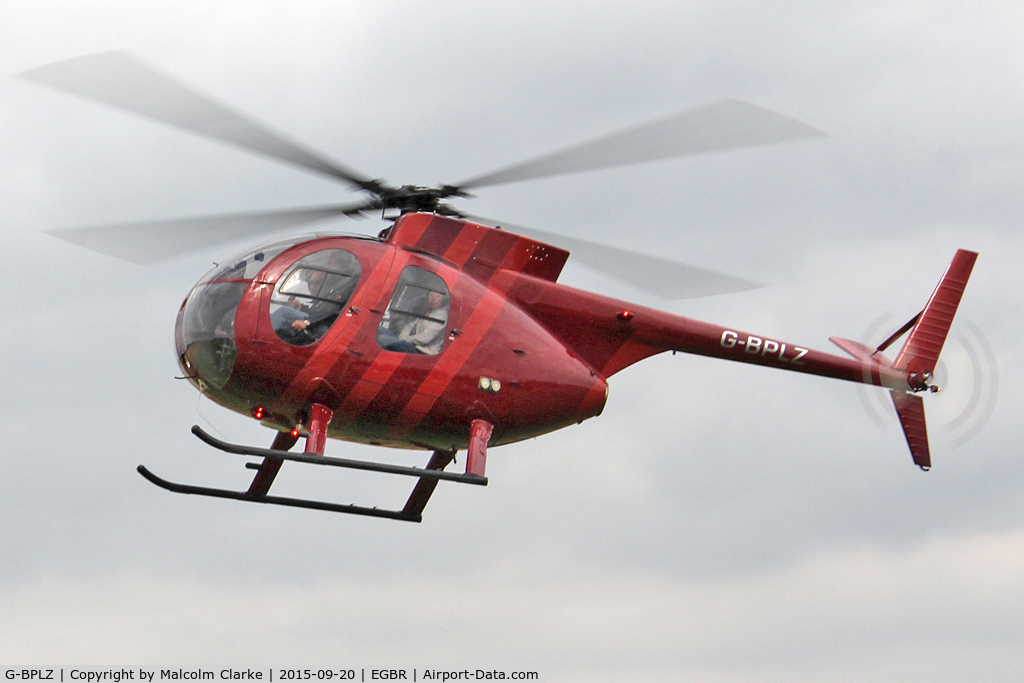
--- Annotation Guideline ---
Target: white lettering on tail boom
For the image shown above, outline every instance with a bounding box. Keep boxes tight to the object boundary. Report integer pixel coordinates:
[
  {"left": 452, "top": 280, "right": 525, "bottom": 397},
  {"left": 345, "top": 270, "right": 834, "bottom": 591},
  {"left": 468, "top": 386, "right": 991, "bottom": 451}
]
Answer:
[{"left": 720, "top": 330, "right": 807, "bottom": 365}]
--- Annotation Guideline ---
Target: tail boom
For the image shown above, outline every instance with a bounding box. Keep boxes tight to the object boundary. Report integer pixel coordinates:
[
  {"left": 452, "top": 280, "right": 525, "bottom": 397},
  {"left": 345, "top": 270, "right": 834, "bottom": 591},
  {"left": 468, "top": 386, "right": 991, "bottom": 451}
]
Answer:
[{"left": 508, "top": 273, "right": 917, "bottom": 391}]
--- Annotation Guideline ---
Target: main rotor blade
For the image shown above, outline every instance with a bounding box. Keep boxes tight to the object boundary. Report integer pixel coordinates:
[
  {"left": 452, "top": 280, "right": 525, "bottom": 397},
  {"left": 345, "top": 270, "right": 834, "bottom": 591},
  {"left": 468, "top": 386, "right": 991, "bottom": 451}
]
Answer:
[
  {"left": 48, "top": 202, "right": 375, "bottom": 265},
  {"left": 18, "top": 51, "right": 382, "bottom": 193},
  {"left": 470, "top": 217, "right": 761, "bottom": 299},
  {"left": 456, "top": 99, "right": 824, "bottom": 190}
]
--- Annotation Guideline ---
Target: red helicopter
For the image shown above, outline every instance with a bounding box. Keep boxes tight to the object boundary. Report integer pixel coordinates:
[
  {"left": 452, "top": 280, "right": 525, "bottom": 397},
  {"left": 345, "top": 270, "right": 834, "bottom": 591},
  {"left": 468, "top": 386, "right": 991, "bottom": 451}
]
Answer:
[{"left": 20, "top": 52, "right": 977, "bottom": 522}]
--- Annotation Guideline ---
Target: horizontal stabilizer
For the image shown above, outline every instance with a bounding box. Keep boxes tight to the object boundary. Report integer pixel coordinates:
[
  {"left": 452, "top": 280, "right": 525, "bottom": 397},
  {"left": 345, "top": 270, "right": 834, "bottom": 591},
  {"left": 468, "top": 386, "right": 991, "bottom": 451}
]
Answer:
[{"left": 830, "top": 337, "right": 885, "bottom": 364}]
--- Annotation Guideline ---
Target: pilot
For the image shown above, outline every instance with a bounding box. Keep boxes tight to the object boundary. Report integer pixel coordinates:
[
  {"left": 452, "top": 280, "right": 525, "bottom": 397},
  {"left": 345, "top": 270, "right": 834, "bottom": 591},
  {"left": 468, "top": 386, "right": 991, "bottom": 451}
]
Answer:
[
  {"left": 379, "top": 290, "right": 449, "bottom": 355},
  {"left": 302, "top": 272, "right": 358, "bottom": 338},
  {"left": 270, "top": 269, "right": 325, "bottom": 340},
  {"left": 270, "top": 298, "right": 309, "bottom": 336}
]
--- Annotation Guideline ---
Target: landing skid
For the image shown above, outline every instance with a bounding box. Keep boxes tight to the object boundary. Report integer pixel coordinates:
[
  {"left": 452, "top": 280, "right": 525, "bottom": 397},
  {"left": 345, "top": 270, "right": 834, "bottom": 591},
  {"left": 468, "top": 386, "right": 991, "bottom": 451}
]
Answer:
[
  {"left": 137, "top": 465, "right": 424, "bottom": 521},
  {"left": 137, "top": 404, "right": 492, "bottom": 521},
  {"left": 191, "top": 426, "right": 486, "bottom": 485}
]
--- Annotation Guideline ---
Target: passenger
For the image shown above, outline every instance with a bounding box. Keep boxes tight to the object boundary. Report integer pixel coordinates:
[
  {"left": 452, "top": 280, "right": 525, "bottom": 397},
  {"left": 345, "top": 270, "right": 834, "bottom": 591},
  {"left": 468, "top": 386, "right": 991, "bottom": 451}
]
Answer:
[{"left": 379, "top": 290, "right": 449, "bottom": 355}]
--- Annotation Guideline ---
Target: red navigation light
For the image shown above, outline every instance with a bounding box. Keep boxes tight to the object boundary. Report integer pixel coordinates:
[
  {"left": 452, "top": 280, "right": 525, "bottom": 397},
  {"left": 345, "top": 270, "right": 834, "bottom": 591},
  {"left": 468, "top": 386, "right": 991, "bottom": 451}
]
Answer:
[
  {"left": 617, "top": 310, "right": 634, "bottom": 321},
  {"left": 291, "top": 428, "right": 300, "bottom": 438},
  {"left": 253, "top": 406, "right": 265, "bottom": 419}
]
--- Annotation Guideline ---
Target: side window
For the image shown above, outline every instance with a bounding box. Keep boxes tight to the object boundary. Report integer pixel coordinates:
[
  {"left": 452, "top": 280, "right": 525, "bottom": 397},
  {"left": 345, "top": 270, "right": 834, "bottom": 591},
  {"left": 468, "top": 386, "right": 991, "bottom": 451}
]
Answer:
[
  {"left": 376, "top": 266, "right": 450, "bottom": 355},
  {"left": 269, "top": 249, "right": 361, "bottom": 346}
]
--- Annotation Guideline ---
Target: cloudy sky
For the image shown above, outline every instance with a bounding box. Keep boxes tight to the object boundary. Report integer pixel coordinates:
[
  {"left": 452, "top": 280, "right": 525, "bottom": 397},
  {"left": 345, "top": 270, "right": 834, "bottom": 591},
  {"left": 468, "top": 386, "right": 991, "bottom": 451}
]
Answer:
[{"left": 1, "top": 1, "right": 1021, "bottom": 679}]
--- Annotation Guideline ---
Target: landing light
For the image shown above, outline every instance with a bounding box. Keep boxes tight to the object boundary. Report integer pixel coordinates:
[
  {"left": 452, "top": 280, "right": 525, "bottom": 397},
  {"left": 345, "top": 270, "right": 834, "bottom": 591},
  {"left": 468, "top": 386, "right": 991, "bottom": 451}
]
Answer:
[{"left": 478, "top": 377, "right": 501, "bottom": 393}]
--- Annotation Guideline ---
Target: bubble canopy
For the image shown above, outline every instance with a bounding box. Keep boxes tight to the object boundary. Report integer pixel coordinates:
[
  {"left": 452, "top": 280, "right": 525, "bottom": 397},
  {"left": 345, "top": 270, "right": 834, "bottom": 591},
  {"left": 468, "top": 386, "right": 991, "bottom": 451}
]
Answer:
[{"left": 178, "top": 235, "right": 325, "bottom": 389}]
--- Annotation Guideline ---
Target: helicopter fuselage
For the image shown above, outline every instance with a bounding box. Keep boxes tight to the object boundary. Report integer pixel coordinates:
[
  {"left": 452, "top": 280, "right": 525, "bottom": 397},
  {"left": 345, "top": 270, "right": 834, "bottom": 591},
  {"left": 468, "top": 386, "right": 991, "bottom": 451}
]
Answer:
[{"left": 176, "top": 213, "right": 610, "bottom": 452}]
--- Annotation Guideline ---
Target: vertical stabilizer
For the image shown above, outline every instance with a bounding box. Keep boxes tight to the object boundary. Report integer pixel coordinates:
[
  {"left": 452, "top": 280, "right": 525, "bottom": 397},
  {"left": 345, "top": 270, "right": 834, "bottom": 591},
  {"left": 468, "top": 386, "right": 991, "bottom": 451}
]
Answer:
[
  {"left": 888, "top": 249, "right": 977, "bottom": 470},
  {"left": 890, "top": 391, "right": 930, "bottom": 470},
  {"left": 893, "top": 249, "right": 978, "bottom": 387}
]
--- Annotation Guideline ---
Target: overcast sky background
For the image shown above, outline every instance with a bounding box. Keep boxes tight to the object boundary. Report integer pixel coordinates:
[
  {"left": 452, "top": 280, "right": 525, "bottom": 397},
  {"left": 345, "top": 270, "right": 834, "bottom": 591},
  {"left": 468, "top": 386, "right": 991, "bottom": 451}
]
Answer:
[{"left": 1, "top": 1, "right": 1022, "bottom": 679}]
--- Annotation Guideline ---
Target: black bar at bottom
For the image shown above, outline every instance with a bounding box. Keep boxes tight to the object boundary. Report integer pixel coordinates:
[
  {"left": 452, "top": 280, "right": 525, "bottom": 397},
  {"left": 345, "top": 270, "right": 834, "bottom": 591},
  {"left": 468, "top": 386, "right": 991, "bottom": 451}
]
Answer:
[{"left": 137, "top": 465, "right": 422, "bottom": 522}]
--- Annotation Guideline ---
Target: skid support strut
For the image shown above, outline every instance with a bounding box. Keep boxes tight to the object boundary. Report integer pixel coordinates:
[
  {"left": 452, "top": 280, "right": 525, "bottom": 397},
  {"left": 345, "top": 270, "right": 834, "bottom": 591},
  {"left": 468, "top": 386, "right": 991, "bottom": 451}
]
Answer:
[
  {"left": 137, "top": 404, "right": 488, "bottom": 521},
  {"left": 467, "top": 419, "right": 493, "bottom": 477},
  {"left": 305, "top": 403, "right": 332, "bottom": 455},
  {"left": 245, "top": 429, "right": 298, "bottom": 497}
]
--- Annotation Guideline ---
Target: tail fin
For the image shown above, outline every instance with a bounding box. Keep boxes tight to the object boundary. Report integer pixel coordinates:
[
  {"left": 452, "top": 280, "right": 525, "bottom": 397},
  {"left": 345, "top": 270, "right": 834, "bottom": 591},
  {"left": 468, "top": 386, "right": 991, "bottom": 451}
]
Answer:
[
  {"left": 892, "top": 249, "right": 978, "bottom": 385},
  {"left": 890, "top": 392, "right": 931, "bottom": 469},
  {"left": 888, "top": 249, "right": 978, "bottom": 470}
]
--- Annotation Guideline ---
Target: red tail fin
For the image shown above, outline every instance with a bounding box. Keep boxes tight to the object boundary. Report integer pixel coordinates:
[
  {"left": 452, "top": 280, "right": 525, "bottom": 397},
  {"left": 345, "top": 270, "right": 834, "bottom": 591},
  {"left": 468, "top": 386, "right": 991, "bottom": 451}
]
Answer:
[
  {"left": 888, "top": 249, "right": 977, "bottom": 470},
  {"left": 890, "top": 391, "right": 931, "bottom": 470},
  {"left": 893, "top": 249, "right": 978, "bottom": 387}
]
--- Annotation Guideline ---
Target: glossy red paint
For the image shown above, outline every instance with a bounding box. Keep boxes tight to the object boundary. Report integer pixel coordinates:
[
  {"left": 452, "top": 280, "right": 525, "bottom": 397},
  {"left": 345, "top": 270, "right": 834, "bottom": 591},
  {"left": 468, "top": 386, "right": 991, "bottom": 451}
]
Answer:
[
  {"left": 175, "top": 213, "right": 976, "bottom": 473},
  {"left": 467, "top": 419, "right": 494, "bottom": 478},
  {"left": 176, "top": 215, "right": 606, "bottom": 454},
  {"left": 305, "top": 403, "right": 333, "bottom": 456}
]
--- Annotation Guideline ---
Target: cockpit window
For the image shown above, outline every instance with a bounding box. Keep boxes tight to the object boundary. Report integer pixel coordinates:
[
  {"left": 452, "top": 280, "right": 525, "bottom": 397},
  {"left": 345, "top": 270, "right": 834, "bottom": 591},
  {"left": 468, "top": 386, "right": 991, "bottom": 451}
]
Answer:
[
  {"left": 376, "top": 266, "right": 450, "bottom": 355},
  {"left": 199, "top": 235, "right": 322, "bottom": 283},
  {"left": 270, "top": 249, "right": 361, "bottom": 346},
  {"left": 181, "top": 281, "right": 248, "bottom": 390}
]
